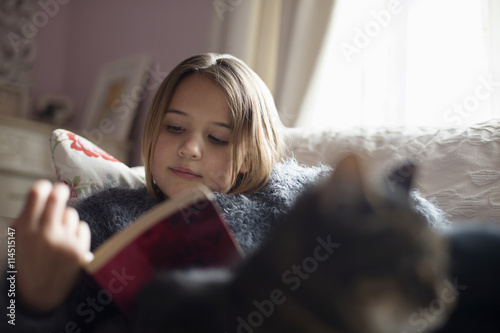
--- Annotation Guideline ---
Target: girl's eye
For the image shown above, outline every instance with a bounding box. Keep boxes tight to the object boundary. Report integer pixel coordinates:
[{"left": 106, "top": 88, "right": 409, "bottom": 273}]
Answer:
[
  {"left": 167, "top": 125, "right": 184, "bottom": 133},
  {"left": 209, "top": 135, "right": 229, "bottom": 146}
]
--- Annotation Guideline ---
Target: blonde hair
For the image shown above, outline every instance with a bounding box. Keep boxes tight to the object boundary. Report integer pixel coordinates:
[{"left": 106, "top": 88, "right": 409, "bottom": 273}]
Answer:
[{"left": 142, "top": 53, "right": 285, "bottom": 201}]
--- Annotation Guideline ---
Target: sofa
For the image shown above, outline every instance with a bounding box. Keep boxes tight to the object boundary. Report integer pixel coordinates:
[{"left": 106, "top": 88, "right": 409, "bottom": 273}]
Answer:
[
  {"left": 51, "top": 118, "right": 500, "bottom": 227},
  {"left": 284, "top": 119, "right": 500, "bottom": 226}
]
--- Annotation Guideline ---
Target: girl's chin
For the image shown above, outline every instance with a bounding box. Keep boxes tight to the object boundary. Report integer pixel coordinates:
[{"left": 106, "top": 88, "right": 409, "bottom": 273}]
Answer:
[
  {"left": 165, "top": 184, "right": 200, "bottom": 198},
  {"left": 162, "top": 180, "right": 229, "bottom": 198}
]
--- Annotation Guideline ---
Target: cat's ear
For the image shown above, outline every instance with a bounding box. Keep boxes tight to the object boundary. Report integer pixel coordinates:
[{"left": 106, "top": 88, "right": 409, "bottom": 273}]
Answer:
[
  {"left": 384, "top": 160, "right": 415, "bottom": 201},
  {"left": 320, "top": 154, "right": 367, "bottom": 210}
]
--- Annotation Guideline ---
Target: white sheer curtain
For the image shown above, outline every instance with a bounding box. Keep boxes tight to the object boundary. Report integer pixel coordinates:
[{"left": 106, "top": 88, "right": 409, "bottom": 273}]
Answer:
[{"left": 298, "top": 0, "right": 500, "bottom": 128}]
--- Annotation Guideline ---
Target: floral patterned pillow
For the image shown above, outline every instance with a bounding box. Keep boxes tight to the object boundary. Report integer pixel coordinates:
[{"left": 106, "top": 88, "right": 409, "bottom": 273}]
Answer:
[{"left": 50, "top": 129, "right": 145, "bottom": 199}]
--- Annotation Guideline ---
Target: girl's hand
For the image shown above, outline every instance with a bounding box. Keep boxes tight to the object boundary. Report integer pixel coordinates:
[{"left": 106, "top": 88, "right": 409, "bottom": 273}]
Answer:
[{"left": 12, "top": 180, "right": 91, "bottom": 313}]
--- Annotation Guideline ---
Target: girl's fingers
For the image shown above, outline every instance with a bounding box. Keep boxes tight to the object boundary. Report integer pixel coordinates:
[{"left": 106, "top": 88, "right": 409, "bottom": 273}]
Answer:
[
  {"left": 39, "top": 183, "right": 70, "bottom": 233},
  {"left": 15, "top": 180, "right": 53, "bottom": 232},
  {"left": 63, "top": 206, "right": 80, "bottom": 234},
  {"left": 75, "top": 221, "right": 92, "bottom": 263},
  {"left": 61, "top": 207, "right": 90, "bottom": 257},
  {"left": 76, "top": 220, "right": 91, "bottom": 245}
]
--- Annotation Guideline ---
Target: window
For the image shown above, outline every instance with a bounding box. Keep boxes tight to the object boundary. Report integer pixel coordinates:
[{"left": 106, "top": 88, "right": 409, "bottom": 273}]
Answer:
[{"left": 299, "top": 0, "right": 498, "bottom": 128}]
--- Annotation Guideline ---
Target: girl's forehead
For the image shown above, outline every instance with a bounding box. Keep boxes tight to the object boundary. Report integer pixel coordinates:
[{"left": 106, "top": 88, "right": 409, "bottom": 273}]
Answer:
[
  {"left": 165, "top": 75, "right": 232, "bottom": 127},
  {"left": 171, "top": 75, "right": 226, "bottom": 103}
]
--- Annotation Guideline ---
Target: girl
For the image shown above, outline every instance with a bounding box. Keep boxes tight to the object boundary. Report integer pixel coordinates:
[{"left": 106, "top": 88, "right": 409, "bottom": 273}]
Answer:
[{"left": 5, "top": 53, "right": 290, "bottom": 331}]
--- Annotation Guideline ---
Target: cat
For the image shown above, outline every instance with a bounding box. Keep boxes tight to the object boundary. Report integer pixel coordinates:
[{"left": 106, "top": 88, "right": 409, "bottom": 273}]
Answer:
[{"left": 133, "top": 154, "right": 455, "bottom": 333}]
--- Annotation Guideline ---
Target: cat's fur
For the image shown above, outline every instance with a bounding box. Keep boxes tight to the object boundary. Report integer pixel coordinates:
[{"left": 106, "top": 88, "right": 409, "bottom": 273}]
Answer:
[{"left": 134, "top": 155, "right": 455, "bottom": 333}]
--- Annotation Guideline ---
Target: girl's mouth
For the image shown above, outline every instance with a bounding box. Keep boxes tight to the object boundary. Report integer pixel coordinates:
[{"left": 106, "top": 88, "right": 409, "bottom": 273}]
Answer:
[{"left": 169, "top": 167, "right": 202, "bottom": 179}]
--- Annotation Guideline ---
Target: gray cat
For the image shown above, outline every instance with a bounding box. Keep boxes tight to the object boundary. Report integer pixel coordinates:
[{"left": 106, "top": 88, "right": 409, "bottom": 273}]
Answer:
[{"left": 134, "top": 155, "right": 455, "bottom": 333}]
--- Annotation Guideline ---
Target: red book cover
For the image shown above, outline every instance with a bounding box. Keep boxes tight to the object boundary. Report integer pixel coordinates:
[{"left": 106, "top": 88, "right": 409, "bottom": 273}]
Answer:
[{"left": 83, "top": 185, "right": 242, "bottom": 317}]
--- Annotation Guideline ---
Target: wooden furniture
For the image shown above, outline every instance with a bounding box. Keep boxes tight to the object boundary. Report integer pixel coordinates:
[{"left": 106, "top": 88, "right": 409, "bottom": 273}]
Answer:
[{"left": 0, "top": 116, "right": 130, "bottom": 218}]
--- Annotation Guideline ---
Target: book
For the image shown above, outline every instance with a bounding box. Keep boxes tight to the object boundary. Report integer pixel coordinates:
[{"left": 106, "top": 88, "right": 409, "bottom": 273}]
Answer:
[{"left": 83, "top": 184, "right": 243, "bottom": 317}]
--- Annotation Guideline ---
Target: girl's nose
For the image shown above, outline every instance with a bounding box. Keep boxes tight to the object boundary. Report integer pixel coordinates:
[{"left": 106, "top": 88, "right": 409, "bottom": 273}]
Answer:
[{"left": 178, "top": 136, "right": 202, "bottom": 159}]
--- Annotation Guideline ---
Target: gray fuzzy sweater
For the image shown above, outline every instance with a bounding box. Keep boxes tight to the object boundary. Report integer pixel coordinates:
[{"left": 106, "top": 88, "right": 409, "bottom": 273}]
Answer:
[{"left": 3, "top": 159, "right": 449, "bottom": 333}]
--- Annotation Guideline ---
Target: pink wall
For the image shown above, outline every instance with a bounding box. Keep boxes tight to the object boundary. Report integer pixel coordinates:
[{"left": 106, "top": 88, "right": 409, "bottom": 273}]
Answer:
[
  {"left": 33, "top": 0, "right": 214, "bottom": 164},
  {"left": 32, "top": 0, "right": 72, "bottom": 102}
]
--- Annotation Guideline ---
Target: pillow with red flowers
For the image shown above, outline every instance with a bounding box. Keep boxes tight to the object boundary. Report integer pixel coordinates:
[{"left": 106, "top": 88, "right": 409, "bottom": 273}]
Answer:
[{"left": 50, "top": 129, "right": 145, "bottom": 199}]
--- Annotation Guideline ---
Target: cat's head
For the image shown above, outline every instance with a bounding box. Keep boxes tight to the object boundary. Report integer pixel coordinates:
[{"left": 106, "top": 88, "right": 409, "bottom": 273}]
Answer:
[{"left": 272, "top": 154, "right": 454, "bottom": 333}]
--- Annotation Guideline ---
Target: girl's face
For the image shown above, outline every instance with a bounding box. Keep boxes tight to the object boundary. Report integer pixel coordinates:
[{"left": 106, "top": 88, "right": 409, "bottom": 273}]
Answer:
[{"left": 151, "top": 74, "right": 248, "bottom": 198}]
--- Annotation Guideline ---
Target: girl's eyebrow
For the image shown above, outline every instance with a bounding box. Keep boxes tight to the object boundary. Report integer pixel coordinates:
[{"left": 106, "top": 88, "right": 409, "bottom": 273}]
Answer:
[{"left": 165, "top": 108, "right": 231, "bottom": 129}]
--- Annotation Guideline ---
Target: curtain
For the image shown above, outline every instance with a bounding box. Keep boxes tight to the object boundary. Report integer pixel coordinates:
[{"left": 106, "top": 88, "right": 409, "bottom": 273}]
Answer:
[{"left": 208, "top": 0, "right": 336, "bottom": 127}]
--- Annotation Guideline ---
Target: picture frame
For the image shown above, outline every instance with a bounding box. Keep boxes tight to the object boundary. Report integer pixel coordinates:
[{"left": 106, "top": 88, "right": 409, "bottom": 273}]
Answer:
[
  {"left": 83, "top": 55, "right": 150, "bottom": 140},
  {"left": 0, "top": 83, "right": 30, "bottom": 118}
]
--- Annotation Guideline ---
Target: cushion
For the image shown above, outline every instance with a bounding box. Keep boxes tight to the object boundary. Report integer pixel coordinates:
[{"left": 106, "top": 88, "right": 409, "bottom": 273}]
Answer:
[
  {"left": 285, "top": 119, "right": 500, "bottom": 224},
  {"left": 50, "top": 129, "right": 145, "bottom": 199}
]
